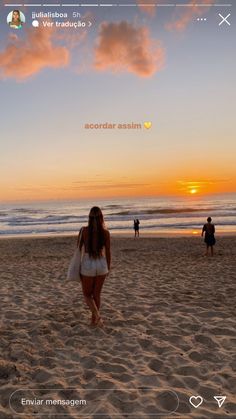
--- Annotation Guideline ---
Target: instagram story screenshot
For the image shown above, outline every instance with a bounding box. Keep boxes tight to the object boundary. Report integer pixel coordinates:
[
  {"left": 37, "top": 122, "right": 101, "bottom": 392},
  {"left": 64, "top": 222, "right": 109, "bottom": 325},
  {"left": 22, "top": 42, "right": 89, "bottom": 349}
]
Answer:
[{"left": 0, "top": 0, "right": 235, "bottom": 418}]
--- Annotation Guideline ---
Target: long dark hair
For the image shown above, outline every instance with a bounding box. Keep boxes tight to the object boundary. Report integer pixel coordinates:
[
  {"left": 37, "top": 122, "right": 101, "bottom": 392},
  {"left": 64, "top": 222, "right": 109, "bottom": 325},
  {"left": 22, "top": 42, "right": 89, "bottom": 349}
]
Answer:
[
  {"left": 12, "top": 10, "right": 21, "bottom": 23},
  {"left": 88, "top": 206, "right": 106, "bottom": 258}
]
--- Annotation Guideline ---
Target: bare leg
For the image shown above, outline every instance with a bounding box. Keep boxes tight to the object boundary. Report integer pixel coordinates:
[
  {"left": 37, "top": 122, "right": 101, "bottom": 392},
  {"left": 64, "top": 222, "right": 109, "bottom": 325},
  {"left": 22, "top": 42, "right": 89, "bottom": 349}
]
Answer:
[
  {"left": 93, "top": 275, "right": 106, "bottom": 326},
  {"left": 81, "top": 276, "right": 100, "bottom": 324},
  {"left": 205, "top": 245, "right": 209, "bottom": 256},
  {"left": 93, "top": 275, "right": 106, "bottom": 311},
  {"left": 211, "top": 246, "right": 214, "bottom": 256}
]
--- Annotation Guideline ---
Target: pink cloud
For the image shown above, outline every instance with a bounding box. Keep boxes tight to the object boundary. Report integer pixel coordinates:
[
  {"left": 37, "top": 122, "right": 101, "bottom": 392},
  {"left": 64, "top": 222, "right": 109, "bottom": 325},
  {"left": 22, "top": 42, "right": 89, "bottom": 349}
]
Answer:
[
  {"left": 94, "top": 21, "right": 165, "bottom": 78},
  {"left": 137, "top": 0, "right": 156, "bottom": 16},
  {"left": 167, "top": 0, "right": 214, "bottom": 31},
  {"left": 0, "top": 26, "right": 69, "bottom": 80}
]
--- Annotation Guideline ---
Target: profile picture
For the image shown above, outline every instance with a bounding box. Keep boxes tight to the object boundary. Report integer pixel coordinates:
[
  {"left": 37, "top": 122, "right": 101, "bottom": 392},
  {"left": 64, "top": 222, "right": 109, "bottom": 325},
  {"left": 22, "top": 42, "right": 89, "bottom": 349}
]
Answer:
[{"left": 7, "top": 10, "right": 25, "bottom": 29}]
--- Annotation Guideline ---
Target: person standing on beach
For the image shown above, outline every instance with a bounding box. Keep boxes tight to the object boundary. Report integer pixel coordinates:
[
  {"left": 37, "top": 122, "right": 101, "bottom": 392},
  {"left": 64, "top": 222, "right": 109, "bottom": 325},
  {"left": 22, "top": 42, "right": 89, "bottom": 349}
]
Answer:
[
  {"left": 134, "top": 219, "right": 140, "bottom": 237},
  {"left": 201, "top": 217, "right": 216, "bottom": 256},
  {"left": 78, "top": 207, "right": 111, "bottom": 327}
]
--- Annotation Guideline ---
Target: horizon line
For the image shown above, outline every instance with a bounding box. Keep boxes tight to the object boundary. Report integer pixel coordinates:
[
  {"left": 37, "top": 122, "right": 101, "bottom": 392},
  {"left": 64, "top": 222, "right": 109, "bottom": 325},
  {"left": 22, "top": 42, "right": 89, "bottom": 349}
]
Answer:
[{"left": 1, "top": 191, "right": 236, "bottom": 205}]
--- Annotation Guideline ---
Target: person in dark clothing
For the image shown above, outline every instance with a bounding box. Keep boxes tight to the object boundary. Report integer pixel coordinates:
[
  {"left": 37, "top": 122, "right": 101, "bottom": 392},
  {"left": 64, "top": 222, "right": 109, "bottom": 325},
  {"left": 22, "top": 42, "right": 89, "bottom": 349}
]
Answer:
[
  {"left": 201, "top": 217, "right": 216, "bottom": 256},
  {"left": 134, "top": 219, "right": 140, "bottom": 237}
]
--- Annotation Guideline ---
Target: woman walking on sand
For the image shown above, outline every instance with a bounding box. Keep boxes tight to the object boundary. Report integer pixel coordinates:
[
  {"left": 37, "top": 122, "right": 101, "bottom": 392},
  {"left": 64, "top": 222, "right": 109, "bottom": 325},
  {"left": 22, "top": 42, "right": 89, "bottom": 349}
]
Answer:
[
  {"left": 202, "top": 217, "right": 216, "bottom": 256},
  {"left": 78, "top": 207, "right": 111, "bottom": 327}
]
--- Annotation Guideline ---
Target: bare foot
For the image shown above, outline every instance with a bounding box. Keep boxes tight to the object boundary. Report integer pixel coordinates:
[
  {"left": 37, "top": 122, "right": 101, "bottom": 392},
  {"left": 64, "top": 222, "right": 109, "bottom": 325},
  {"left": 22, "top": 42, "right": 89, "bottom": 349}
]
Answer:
[{"left": 95, "top": 316, "right": 104, "bottom": 328}]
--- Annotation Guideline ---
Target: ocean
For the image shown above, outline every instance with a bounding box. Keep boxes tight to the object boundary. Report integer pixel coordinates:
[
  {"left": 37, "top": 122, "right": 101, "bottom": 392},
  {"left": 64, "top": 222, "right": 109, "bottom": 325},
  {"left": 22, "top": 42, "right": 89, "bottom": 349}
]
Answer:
[{"left": 0, "top": 194, "right": 235, "bottom": 237}]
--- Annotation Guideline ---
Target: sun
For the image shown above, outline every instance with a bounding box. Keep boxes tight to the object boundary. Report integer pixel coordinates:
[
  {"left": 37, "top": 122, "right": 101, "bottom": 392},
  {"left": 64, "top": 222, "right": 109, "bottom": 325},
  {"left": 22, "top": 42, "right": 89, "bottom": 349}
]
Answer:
[{"left": 190, "top": 188, "right": 197, "bottom": 194}]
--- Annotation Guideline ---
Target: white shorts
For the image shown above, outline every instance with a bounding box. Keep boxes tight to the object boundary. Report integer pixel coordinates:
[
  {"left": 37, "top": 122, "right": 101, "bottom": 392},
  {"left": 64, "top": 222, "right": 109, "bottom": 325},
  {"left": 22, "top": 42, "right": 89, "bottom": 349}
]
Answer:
[{"left": 80, "top": 253, "right": 109, "bottom": 277}]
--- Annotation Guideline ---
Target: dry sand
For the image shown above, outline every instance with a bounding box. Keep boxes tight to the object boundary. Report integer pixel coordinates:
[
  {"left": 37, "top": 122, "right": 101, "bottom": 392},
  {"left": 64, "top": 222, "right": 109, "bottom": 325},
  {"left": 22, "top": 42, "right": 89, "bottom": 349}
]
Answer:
[{"left": 0, "top": 235, "right": 236, "bottom": 418}]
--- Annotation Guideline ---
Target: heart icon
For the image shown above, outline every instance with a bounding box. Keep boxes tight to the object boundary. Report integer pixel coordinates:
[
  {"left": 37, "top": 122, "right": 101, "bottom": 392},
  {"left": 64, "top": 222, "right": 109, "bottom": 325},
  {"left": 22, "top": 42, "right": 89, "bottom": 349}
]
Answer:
[
  {"left": 189, "top": 395, "right": 203, "bottom": 408},
  {"left": 144, "top": 121, "right": 152, "bottom": 129}
]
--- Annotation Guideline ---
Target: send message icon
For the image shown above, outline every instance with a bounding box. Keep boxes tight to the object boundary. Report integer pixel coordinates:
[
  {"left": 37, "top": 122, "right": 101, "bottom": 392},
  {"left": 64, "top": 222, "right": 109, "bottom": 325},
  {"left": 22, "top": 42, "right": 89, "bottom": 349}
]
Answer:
[{"left": 214, "top": 396, "right": 226, "bottom": 408}]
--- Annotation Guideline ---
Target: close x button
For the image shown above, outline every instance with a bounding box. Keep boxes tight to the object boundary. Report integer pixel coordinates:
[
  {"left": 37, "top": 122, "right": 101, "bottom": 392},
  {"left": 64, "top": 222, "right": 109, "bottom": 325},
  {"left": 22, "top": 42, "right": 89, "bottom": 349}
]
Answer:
[{"left": 218, "top": 13, "right": 231, "bottom": 26}]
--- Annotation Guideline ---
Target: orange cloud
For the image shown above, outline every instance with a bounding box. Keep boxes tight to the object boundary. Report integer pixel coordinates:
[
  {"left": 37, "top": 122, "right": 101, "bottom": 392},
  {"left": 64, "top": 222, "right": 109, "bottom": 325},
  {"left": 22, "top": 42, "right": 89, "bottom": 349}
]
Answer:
[
  {"left": 167, "top": 0, "right": 214, "bottom": 31},
  {"left": 137, "top": 0, "right": 156, "bottom": 16},
  {"left": 0, "top": 26, "right": 69, "bottom": 80},
  {"left": 94, "top": 21, "right": 165, "bottom": 77}
]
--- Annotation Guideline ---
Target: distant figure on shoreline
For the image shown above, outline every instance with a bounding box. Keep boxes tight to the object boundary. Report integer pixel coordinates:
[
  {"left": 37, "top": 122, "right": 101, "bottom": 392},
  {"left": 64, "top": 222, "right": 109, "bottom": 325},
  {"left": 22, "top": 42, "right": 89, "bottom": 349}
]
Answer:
[
  {"left": 202, "top": 217, "right": 216, "bottom": 256},
  {"left": 78, "top": 206, "right": 111, "bottom": 327},
  {"left": 134, "top": 219, "right": 140, "bottom": 237}
]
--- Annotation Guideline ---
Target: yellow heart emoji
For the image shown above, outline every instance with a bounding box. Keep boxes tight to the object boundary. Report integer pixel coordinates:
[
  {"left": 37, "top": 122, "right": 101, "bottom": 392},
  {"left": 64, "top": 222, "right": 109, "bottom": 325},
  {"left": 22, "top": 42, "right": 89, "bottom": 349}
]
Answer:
[{"left": 144, "top": 121, "right": 152, "bottom": 129}]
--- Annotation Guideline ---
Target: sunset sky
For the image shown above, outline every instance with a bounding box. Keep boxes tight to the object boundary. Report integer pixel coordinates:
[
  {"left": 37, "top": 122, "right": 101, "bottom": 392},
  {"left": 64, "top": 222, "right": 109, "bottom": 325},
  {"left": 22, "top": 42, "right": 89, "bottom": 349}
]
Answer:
[{"left": 0, "top": 0, "right": 235, "bottom": 202}]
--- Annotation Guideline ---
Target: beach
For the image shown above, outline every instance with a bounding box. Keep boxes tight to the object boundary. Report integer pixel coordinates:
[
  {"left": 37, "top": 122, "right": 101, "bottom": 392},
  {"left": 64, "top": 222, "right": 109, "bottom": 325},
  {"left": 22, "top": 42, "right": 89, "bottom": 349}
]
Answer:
[{"left": 0, "top": 235, "right": 236, "bottom": 418}]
